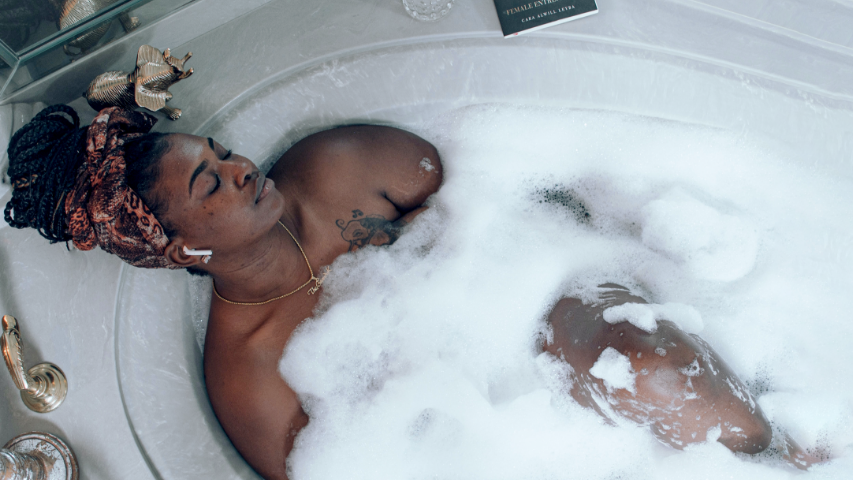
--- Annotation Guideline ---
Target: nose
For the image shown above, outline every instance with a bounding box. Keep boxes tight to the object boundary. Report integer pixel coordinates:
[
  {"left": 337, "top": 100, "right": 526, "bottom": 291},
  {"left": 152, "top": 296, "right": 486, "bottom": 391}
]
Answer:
[{"left": 228, "top": 160, "right": 258, "bottom": 188}]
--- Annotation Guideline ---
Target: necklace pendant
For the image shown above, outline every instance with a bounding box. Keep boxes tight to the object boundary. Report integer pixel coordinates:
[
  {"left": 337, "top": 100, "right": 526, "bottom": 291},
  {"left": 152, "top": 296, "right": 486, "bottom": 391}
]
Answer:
[{"left": 307, "top": 266, "right": 331, "bottom": 295}]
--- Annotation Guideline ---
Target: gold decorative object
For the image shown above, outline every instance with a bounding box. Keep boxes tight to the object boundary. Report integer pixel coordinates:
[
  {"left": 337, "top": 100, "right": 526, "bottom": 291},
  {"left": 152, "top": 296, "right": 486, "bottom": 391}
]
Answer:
[
  {"left": 54, "top": 0, "right": 140, "bottom": 56},
  {"left": 1, "top": 431, "right": 79, "bottom": 480},
  {"left": 1, "top": 315, "right": 68, "bottom": 414},
  {"left": 84, "top": 44, "right": 193, "bottom": 120}
]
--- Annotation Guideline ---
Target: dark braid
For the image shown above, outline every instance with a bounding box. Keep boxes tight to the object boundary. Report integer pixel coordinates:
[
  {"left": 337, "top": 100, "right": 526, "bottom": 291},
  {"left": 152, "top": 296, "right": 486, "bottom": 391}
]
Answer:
[
  {"left": 4, "top": 105, "right": 208, "bottom": 276},
  {"left": 4, "top": 105, "right": 88, "bottom": 242},
  {"left": 4, "top": 105, "right": 177, "bottom": 242}
]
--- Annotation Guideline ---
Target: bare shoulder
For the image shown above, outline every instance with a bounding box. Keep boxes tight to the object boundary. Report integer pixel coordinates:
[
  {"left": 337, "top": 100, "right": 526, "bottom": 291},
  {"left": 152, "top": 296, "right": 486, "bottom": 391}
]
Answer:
[
  {"left": 268, "top": 125, "right": 443, "bottom": 210},
  {"left": 270, "top": 125, "right": 439, "bottom": 171},
  {"left": 204, "top": 311, "right": 308, "bottom": 480}
]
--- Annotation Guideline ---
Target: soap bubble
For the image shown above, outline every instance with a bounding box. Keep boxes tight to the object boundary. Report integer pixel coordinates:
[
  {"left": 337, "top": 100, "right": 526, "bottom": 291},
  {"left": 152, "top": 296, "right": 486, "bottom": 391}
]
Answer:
[{"left": 281, "top": 105, "right": 853, "bottom": 479}]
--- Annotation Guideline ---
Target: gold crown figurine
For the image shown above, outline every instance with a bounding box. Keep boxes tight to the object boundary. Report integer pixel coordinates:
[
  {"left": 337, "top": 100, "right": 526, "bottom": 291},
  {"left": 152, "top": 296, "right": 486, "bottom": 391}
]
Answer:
[{"left": 84, "top": 44, "right": 193, "bottom": 120}]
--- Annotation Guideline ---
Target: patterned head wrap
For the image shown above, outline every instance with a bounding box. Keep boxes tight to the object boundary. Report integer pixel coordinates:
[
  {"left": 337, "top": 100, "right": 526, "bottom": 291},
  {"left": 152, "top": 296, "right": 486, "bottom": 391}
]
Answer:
[{"left": 64, "top": 107, "right": 179, "bottom": 269}]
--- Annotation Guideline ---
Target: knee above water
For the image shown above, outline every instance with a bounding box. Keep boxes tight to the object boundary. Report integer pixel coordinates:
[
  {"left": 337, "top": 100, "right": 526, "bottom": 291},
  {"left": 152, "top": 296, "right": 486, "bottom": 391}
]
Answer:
[{"left": 623, "top": 332, "right": 772, "bottom": 454}]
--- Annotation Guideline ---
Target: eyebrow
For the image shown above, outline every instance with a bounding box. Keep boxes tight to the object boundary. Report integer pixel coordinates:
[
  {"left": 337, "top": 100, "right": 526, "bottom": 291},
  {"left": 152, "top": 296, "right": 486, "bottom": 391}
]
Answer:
[
  {"left": 188, "top": 159, "right": 208, "bottom": 195},
  {"left": 207, "top": 136, "right": 233, "bottom": 160}
]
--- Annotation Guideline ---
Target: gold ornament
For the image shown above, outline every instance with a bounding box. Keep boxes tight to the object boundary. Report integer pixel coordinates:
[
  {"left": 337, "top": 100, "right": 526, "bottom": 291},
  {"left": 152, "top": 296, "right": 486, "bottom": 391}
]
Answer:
[{"left": 84, "top": 44, "right": 193, "bottom": 120}]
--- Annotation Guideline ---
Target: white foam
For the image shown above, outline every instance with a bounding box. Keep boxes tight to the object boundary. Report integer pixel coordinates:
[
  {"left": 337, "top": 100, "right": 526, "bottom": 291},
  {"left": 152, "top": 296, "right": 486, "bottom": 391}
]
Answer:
[
  {"left": 651, "top": 303, "right": 704, "bottom": 334},
  {"left": 419, "top": 157, "right": 436, "bottom": 172},
  {"left": 279, "top": 105, "right": 853, "bottom": 479},
  {"left": 603, "top": 302, "right": 704, "bottom": 334},
  {"left": 590, "top": 347, "right": 637, "bottom": 393},
  {"left": 603, "top": 303, "right": 658, "bottom": 333},
  {"left": 641, "top": 188, "right": 759, "bottom": 282}
]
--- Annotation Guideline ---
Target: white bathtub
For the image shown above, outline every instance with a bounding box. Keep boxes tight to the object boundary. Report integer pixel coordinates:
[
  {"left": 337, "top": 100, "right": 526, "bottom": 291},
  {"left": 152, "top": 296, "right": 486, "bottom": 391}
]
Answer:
[{"left": 3, "top": 0, "right": 853, "bottom": 478}]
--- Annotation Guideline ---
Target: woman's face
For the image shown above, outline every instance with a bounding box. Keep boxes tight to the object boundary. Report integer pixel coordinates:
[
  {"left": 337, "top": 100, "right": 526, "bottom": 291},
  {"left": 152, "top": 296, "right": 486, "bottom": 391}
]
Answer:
[{"left": 152, "top": 133, "right": 285, "bottom": 256}]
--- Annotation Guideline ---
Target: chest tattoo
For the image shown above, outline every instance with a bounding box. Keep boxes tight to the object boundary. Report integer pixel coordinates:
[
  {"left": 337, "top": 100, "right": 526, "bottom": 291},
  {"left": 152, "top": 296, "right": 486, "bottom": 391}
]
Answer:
[{"left": 336, "top": 209, "right": 402, "bottom": 252}]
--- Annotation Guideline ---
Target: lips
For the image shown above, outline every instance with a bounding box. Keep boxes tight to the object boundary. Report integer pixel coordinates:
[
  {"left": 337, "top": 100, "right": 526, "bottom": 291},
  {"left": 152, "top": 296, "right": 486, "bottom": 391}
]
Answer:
[{"left": 255, "top": 174, "right": 273, "bottom": 204}]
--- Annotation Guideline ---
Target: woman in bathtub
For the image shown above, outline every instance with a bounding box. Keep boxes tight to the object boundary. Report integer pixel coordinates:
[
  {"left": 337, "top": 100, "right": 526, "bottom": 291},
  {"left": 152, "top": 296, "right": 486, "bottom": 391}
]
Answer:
[{"left": 4, "top": 106, "right": 812, "bottom": 479}]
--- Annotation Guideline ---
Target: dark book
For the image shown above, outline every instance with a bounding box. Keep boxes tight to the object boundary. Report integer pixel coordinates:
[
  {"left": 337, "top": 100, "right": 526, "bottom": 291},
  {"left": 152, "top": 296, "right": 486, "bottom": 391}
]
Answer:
[{"left": 494, "top": 0, "right": 598, "bottom": 37}]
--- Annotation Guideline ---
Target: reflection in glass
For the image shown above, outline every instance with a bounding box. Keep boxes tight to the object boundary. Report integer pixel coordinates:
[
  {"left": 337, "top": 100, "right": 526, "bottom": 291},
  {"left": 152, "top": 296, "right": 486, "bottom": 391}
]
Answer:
[
  {"left": 0, "top": 0, "right": 134, "bottom": 57},
  {"left": 55, "top": 0, "right": 140, "bottom": 56},
  {"left": 0, "top": 0, "right": 44, "bottom": 56},
  {"left": 0, "top": 0, "right": 195, "bottom": 100}
]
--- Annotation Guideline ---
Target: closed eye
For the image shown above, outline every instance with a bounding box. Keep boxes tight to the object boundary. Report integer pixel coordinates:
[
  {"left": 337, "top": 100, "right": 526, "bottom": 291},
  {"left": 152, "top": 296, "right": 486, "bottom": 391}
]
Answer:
[
  {"left": 209, "top": 147, "right": 230, "bottom": 195},
  {"left": 210, "top": 174, "right": 221, "bottom": 195}
]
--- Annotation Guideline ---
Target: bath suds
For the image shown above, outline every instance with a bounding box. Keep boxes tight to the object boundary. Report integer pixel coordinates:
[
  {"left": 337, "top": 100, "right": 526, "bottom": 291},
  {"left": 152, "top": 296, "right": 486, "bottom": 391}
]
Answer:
[
  {"left": 590, "top": 347, "right": 637, "bottom": 393},
  {"left": 534, "top": 185, "right": 591, "bottom": 224},
  {"left": 279, "top": 105, "right": 853, "bottom": 479},
  {"left": 640, "top": 188, "right": 759, "bottom": 282},
  {"left": 603, "top": 302, "right": 704, "bottom": 335},
  {"left": 419, "top": 157, "right": 435, "bottom": 172},
  {"left": 650, "top": 303, "right": 704, "bottom": 334},
  {"left": 679, "top": 358, "right": 704, "bottom": 377},
  {"left": 603, "top": 303, "right": 658, "bottom": 333}
]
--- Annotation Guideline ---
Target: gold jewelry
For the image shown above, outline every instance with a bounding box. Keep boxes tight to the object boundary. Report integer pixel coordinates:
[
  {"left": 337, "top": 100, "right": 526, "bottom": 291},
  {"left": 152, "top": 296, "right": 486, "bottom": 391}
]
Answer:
[{"left": 213, "top": 221, "right": 330, "bottom": 306}]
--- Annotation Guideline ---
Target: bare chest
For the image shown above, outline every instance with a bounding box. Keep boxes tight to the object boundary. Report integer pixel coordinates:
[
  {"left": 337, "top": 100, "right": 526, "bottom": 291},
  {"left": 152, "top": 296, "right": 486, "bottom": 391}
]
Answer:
[{"left": 298, "top": 186, "right": 404, "bottom": 271}]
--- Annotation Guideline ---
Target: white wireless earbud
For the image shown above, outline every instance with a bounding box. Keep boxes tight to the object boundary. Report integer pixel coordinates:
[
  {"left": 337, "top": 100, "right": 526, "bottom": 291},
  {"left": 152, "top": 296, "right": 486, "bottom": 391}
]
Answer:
[{"left": 183, "top": 246, "right": 213, "bottom": 256}]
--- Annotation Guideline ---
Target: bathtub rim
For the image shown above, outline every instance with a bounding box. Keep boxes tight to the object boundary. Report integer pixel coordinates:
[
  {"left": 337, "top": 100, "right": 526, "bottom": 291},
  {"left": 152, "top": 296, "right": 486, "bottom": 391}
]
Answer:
[{"left": 188, "top": 30, "right": 853, "bottom": 139}]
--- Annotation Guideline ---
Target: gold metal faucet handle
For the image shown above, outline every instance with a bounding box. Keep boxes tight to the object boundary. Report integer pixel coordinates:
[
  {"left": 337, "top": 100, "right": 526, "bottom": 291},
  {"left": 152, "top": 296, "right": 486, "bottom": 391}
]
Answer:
[
  {"left": 1, "top": 315, "right": 28, "bottom": 391},
  {"left": 1, "top": 315, "right": 68, "bottom": 414}
]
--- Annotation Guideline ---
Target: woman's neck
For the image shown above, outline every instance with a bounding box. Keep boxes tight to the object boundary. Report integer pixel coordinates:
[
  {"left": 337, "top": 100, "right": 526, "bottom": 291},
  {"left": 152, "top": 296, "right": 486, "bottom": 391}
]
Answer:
[{"left": 208, "top": 212, "right": 311, "bottom": 305}]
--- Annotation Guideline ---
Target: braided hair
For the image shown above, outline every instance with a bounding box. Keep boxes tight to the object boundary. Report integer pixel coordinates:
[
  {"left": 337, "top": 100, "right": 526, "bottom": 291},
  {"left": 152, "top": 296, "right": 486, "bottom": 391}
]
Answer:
[
  {"left": 4, "top": 105, "right": 88, "bottom": 242},
  {"left": 4, "top": 105, "right": 174, "bottom": 242}
]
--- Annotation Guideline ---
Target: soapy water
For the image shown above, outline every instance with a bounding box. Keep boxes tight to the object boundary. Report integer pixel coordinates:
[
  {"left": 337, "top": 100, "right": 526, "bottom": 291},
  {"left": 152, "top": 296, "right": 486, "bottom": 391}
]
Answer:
[
  {"left": 589, "top": 347, "right": 637, "bottom": 394},
  {"left": 278, "top": 105, "right": 853, "bottom": 478}
]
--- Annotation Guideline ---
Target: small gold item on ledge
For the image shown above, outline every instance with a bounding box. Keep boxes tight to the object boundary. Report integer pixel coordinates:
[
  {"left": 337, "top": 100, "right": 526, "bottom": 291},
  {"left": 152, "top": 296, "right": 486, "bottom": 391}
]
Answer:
[
  {"left": 84, "top": 44, "right": 193, "bottom": 120},
  {"left": 1, "top": 315, "right": 68, "bottom": 414}
]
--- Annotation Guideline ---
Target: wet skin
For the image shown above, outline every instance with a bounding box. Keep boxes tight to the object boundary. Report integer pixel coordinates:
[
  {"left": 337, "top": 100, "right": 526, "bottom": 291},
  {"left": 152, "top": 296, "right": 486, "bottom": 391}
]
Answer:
[
  {"left": 544, "top": 284, "right": 772, "bottom": 453},
  {"left": 152, "top": 129, "right": 795, "bottom": 479},
  {"left": 543, "top": 285, "right": 823, "bottom": 468},
  {"left": 153, "top": 127, "right": 443, "bottom": 480}
]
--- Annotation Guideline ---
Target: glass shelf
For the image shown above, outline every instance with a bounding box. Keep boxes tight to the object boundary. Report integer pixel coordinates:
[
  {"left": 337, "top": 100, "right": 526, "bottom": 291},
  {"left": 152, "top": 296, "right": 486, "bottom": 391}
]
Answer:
[{"left": 0, "top": 0, "right": 194, "bottom": 100}]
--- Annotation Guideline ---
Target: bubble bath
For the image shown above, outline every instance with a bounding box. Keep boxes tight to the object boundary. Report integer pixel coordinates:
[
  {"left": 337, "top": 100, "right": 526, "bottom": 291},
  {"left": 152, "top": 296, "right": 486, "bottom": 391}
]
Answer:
[{"left": 278, "top": 105, "right": 853, "bottom": 479}]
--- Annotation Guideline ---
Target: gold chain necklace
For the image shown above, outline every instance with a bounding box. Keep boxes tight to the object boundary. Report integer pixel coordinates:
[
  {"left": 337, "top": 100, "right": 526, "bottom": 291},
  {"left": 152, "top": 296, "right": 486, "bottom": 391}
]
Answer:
[{"left": 213, "top": 220, "right": 329, "bottom": 306}]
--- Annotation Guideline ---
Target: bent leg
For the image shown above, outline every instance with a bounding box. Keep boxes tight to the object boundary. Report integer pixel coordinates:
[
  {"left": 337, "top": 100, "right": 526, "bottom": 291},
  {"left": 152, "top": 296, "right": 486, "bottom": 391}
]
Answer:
[{"left": 544, "top": 284, "right": 772, "bottom": 454}]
